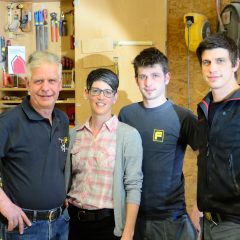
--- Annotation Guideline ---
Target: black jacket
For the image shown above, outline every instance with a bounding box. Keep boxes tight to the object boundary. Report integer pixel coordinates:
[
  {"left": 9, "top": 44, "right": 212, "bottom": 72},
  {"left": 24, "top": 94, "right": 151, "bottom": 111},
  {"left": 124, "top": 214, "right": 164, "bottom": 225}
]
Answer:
[{"left": 197, "top": 89, "right": 240, "bottom": 215}]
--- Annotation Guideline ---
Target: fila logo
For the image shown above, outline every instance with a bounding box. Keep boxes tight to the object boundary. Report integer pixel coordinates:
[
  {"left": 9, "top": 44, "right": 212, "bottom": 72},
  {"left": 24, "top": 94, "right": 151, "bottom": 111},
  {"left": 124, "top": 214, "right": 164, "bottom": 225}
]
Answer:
[{"left": 153, "top": 129, "right": 164, "bottom": 142}]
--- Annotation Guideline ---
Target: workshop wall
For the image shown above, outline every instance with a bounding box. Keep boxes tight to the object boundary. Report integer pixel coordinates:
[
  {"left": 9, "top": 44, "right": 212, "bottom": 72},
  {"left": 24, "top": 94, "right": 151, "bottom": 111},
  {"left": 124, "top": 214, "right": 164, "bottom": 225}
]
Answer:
[{"left": 74, "top": 0, "right": 167, "bottom": 124}]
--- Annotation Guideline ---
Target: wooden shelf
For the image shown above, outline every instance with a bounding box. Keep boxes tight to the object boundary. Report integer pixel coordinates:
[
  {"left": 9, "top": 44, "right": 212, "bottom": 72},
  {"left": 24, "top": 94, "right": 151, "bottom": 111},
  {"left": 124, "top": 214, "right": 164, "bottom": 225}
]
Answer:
[
  {"left": 56, "top": 99, "right": 75, "bottom": 104},
  {"left": 0, "top": 88, "right": 27, "bottom": 91},
  {"left": 0, "top": 100, "right": 75, "bottom": 104},
  {"left": 61, "top": 88, "right": 75, "bottom": 91},
  {"left": 0, "top": 100, "right": 22, "bottom": 104}
]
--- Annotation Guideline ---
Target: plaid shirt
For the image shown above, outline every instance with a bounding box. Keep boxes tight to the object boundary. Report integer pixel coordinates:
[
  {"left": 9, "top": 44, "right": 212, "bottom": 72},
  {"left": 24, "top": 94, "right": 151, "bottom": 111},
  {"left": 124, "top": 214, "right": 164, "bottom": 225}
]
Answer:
[{"left": 68, "top": 115, "right": 118, "bottom": 209}]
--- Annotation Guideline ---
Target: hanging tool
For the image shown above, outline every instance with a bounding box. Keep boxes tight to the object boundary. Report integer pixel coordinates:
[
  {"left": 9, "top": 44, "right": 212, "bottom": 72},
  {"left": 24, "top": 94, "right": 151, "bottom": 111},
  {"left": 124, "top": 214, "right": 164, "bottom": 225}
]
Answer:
[
  {"left": 0, "top": 36, "right": 6, "bottom": 63},
  {"left": 5, "top": 39, "right": 11, "bottom": 75},
  {"left": 34, "top": 11, "right": 40, "bottom": 50},
  {"left": 5, "top": 3, "right": 13, "bottom": 32},
  {"left": 50, "top": 12, "right": 55, "bottom": 42},
  {"left": 43, "top": 9, "right": 48, "bottom": 49},
  {"left": 50, "top": 12, "right": 58, "bottom": 42},
  {"left": 5, "top": 3, "right": 20, "bottom": 34},
  {"left": 68, "top": 10, "right": 74, "bottom": 49},
  {"left": 55, "top": 13, "right": 59, "bottom": 42},
  {"left": 19, "top": 3, "right": 32, "bottom": 32},
  {"left": 113, "top": 57, "right": 119, "bottom": 77},
  {"left": 16, "top": 3, "right": 24, "bottom": 31},
  {"left": 60, "top": 12, "right": 68, "bottom": 36},
  {"left": 38, "top": 10, "right": 44, "bottom": 51},
  {"left": 2, "top": 66, "right": 8, "bottom": 87}
]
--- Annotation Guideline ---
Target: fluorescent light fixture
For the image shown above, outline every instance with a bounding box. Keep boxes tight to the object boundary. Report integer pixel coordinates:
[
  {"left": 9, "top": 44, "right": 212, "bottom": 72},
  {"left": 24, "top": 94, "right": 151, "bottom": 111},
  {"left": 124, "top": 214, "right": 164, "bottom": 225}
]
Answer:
[{"left": 114, "top": 41, "right": 153, "bottom": 47}]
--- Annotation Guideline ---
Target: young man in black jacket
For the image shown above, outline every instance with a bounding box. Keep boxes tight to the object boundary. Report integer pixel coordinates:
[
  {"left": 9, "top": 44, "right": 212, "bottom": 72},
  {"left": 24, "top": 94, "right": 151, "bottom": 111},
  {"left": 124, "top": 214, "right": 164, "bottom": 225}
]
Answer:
[{"left": 196, "top": 33, "right": 240, "bottom": 239}]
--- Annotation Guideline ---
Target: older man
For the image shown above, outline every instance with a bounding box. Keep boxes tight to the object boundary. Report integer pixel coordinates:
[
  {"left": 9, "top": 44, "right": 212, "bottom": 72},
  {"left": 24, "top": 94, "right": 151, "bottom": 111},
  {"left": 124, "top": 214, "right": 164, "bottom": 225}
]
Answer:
[{"left": 0, "top": 51, "right": 69, "bottom": 239}]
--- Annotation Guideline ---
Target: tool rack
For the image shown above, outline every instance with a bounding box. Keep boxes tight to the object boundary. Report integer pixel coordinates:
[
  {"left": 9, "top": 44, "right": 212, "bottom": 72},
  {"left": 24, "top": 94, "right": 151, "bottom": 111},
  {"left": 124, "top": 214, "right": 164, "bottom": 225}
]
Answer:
[{"left": 0, "top": 0, "right": 76, "bottom": 125}]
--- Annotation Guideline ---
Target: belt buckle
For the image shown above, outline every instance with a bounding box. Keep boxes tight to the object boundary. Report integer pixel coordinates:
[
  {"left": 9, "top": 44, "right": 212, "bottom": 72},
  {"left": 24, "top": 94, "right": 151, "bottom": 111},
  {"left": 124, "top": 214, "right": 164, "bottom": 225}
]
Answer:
[
  {"left": 205, "top": 212, "right": 217, "bottom": 226},
  {"left": 48, "top": 210, "right": 55, "bottom": 222},
  {"left": 77, "top": 210, "right": 86, "bottom": 221}
]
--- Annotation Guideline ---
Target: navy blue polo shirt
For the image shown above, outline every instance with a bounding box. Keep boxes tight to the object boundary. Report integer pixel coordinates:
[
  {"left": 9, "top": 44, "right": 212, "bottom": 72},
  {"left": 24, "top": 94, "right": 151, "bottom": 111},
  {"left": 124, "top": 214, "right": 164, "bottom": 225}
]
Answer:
[{"left": 0, "top": 96, "right": 69, "bottom": 210}]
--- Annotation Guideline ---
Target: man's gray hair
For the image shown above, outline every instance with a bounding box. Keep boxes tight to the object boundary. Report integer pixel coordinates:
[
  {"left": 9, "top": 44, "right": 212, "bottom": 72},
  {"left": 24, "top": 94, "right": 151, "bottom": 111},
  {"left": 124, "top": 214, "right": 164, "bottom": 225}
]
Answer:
[{"left": 26, "top": 51, "right": 62, "bottom": 80}]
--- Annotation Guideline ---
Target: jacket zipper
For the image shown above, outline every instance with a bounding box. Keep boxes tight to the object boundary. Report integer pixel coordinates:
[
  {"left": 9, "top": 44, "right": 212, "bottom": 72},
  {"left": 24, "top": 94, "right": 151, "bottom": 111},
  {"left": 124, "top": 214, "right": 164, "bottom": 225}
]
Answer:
[
  {"left": 206, "top": 142, "right": 209, "bottom": 186},
  {"left": 229, "top": 154, "right": 240, "bottom": 193}
]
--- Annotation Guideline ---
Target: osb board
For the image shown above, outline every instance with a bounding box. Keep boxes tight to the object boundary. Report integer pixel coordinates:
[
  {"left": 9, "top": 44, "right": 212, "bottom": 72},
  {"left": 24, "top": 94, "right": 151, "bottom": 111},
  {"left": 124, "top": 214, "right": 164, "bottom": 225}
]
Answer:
[{"left": 167, "top": 0, "right": 232, "bottom": 212}]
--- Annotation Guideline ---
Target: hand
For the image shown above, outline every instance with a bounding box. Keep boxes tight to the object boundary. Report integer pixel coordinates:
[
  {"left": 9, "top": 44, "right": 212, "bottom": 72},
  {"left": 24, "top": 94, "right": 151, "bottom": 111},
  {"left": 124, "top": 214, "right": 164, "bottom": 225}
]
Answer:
[
  {"left": 64, "top": 198, "right": 69, "bottom": 208},
  {"left": 0, "top": 192, "right": 31, "bottom": 234},
  {"left": 190, "top": 204, "right": 203, "bottom": 234},
  {"left": 121, "top": 203, "right": 138, "bottom": 240},
  {"left": 121, "top": 233, "right": 133, "bottom": 240}
]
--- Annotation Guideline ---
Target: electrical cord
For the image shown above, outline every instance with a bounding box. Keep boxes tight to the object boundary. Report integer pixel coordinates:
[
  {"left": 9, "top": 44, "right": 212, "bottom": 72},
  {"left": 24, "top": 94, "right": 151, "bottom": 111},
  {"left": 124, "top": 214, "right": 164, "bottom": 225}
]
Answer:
[{"left": 186, "top": 18, "right": 193, "bottom": 110}]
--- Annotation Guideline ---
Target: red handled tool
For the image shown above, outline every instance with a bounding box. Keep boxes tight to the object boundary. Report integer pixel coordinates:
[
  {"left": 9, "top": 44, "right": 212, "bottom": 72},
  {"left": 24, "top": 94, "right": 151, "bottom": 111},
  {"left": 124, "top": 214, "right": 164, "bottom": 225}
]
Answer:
[{"left": 50, "top": 12, "right": 58, "bottom": 42}]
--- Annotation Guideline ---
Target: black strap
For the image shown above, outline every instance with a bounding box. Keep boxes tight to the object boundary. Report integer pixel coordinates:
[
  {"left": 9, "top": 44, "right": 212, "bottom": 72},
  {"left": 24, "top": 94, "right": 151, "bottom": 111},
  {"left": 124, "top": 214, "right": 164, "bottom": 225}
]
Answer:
[{"left": 68, "top": 204, "right": 113, "bottom": 222}]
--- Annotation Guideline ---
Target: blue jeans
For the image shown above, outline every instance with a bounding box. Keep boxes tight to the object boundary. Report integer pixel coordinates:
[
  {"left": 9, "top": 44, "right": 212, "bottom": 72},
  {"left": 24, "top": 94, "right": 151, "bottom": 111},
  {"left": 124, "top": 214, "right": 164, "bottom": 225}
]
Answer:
[
  {"left": 134, "top": 214, "right": 197, "bottom": 240},
  {"left": 203, "top": 218, "right": 240, "bottom": 240},
  {"left": 2, "top": 208, "right": 69, "bottom": 240}
]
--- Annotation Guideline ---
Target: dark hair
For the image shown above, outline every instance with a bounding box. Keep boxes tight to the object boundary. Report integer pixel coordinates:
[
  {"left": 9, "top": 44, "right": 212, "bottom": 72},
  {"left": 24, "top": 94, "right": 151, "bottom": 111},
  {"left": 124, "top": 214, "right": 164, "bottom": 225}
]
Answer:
[
  {"left": 133, "top": 47, "right": 169, "bottom": 77},
  {"left": 86, "top": 68, "right": 119, "bottom": 91},
  {"left": 196, "top": 33, "right": 239, "bottom": 67}
]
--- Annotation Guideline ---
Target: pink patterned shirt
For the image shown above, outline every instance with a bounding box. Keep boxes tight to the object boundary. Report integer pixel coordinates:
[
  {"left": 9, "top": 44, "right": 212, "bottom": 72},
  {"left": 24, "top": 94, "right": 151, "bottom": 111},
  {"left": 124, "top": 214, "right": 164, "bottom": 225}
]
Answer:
[{"left": 68, "top": 115, "right": 118, "bottom": 209}]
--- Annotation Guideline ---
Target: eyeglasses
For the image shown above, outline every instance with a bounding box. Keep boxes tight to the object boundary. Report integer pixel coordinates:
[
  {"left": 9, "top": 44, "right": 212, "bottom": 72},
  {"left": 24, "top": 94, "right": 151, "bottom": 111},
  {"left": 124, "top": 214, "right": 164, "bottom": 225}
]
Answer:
[{"left": 88, "top": 87, "right": 116, "bottom": 98}]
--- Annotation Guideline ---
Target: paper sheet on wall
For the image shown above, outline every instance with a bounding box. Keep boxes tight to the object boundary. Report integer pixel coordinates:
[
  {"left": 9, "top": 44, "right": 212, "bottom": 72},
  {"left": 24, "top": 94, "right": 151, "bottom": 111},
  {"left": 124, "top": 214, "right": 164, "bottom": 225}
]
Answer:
[{"left": 8, "top": 46, "right": 26, "bottom": 74}]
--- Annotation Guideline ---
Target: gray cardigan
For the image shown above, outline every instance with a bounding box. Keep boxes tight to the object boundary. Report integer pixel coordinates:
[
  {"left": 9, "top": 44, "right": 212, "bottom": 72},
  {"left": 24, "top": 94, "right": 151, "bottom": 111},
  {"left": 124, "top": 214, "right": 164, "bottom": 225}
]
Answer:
[{"left": 65, "top": 121, "right": 143, "bottom": 237}]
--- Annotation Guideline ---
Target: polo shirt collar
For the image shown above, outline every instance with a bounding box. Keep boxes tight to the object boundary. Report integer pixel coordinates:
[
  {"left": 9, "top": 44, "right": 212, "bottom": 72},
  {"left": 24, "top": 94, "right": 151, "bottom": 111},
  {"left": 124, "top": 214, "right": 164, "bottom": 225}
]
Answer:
[{"left": 21, "top": 95, "right": 57, "bottom": 122}]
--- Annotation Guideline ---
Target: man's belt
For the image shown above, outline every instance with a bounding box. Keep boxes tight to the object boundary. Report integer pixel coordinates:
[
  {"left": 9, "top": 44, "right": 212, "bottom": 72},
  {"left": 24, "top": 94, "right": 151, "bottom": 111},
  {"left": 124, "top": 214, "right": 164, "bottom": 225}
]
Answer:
[
  {"left": 23, "top": 205, "right": 65, "bottom": 222},
  {"left": 138, "top": 209, "right": 186, "bottom": 221},
  {"left": 204, "top": 212, "right": 240, "bottom": 225}
]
